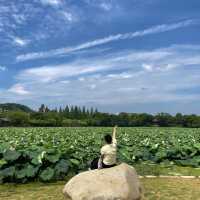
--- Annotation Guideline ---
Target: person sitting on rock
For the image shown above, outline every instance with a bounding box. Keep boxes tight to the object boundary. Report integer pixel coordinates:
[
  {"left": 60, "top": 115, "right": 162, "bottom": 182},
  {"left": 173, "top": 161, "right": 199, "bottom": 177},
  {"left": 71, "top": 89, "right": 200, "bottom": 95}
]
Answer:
[
  {"left": 98, "top": 125, "right": 118, "bottom": 169},
  {"left": 90, "top": 125, "right": 118, "bottom": 170}
]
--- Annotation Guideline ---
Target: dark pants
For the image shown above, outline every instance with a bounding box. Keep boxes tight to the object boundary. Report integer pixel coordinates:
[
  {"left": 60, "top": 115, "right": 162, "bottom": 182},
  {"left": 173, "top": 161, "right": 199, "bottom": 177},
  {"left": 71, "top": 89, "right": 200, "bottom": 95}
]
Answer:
[
  {"left": 90, "top": 157, "right": 116, "bottom": 170},
  {"left": 102, "top": 162, "right": 116, "bottom": 168}
]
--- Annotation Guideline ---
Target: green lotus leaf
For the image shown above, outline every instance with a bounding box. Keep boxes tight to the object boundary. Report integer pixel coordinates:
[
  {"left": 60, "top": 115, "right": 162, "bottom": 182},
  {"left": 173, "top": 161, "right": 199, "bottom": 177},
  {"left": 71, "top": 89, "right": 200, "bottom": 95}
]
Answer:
[
  {"left": 39, "top": 167, "right": 54, "bottom": 182},
  {"left": 0, "top": 143, "right": 10, "bottom": 154},
  {"left": 0, "top": 159, "right": 7, "bottom": 168},
  {"left": 45, "top": 153, "right": 60, "bottom": 163},
  {"left": 0, "top": 171, "right": 3, "bottom": 183},
  {"left": 55, "top": 159, "right": 69, "bottom": 175},
  {"left": 3, "top": 150, "right": 21, "bottom": 162},
  {"left": 46, "top": 149, "right": 56, "bottom": 154},
  {"left": 119, "top": 149, "right": 131, "bottom": 160},
  {"left": 154, "top": 151, "right": 167, "bottom": 162},
  {"left": 15, "top": 168, "right": 27, "bottom": 179},
  {"left": 69, "top": 158, "right": 80, "bottom": 166},
  {"left": 30, "top": 151, "right": 46, "bottom": 165},
  {"left": 174, "top": 159, "right": 199, "bottom": 167},
  {"left": 26, "top": 165, "right": 39, "bottom": 178},
  {"left": 1, "top": 166, "right": 15, "bottom": 177},
  {"left": 194, "top": 143, "right": 200, "bottom": 151}
]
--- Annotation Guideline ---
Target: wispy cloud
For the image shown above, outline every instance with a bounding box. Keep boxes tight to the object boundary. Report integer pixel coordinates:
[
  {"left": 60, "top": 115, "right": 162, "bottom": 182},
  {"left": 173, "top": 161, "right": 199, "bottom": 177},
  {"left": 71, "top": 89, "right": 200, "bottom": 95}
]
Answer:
[
  {"left": 8, "top": 84, "right": 30, "bottom": 95},
  {"left": 100, "top": 2, "right": 113, "bottom": 11},
  {"left": 17, "top": 44, "right": 200, "bottom": 84},
  {"left": 0, "top": 65, "right": 7, "bottom": 71},
  {"left": 12, "top": 14, "right": 27, "bottom": 25},
  {"left": 17, "top": 61, "right": 114, "bottom": 83},
  {"left": 107, "top": 72, "right": 133, "bottom": 79},
  {"left": 85, "top": 0, "right": 115, "bottom": 11},
  {"left": 0, "top": 3, "right": 31, "bottom": 36},
  {"left": 12, "top": 37, "right": 30, "bottom": 47},
  {"left": 61, "top": 11, "right": 73, "bottom": 22},
  {"left": 142, "top": 64, "right": 153, "bottom": 72},
  {"left": 2, "top": 44, "right": 200, "bottom": 112},
  {"left": 40, "top": 0, "right": 63, "bottom": 7},
  {"left": 58, "top": 10, "right": 77, "bottom": 23},
  {"left": 142, "top": 63, "right": 178, "bottom": 72},
  {"left": 0, "top": 1, "right": 77, "bottom": 49},
  {"left": 16, "top": 19, "right": 199, "bottom": 61}
]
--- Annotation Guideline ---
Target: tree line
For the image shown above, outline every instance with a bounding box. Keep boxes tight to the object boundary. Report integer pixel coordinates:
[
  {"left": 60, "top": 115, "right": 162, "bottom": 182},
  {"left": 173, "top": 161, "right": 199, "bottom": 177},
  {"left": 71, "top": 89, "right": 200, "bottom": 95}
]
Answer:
[{"left": 1, "top": 104, "right": 200, "bottom": 127}]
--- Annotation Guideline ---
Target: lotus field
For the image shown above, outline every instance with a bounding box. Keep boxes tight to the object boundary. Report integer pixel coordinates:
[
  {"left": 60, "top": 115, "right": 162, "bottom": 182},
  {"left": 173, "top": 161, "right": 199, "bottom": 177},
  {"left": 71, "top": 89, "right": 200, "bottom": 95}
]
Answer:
[{"left": 0, "top": 127, "right": 200, "bottom": 183}]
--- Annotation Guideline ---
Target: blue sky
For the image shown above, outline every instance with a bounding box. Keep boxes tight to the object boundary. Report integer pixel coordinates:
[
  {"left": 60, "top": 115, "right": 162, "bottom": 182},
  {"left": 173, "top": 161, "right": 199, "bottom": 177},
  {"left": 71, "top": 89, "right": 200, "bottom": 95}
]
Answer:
[{"left": 0, "top": 0, "right": 200, "bottom": 114}]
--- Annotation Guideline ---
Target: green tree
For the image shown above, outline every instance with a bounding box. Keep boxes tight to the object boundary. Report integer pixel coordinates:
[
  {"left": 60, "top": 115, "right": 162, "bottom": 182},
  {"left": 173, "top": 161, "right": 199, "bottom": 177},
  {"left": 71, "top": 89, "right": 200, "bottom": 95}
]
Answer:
[
  {"left": 7, "top": 111, "right": 30, "bottom": 126},
  {"left": 64, "top": 105, "right": 70, "bottom": 118},
  {"left": 39, "top": 104, "right": 45, "bottom": 113}
]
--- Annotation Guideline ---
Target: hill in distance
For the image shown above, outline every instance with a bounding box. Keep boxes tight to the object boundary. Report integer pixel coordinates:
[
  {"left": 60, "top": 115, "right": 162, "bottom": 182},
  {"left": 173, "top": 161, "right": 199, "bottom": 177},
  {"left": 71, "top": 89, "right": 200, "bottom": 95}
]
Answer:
[{"left": 0, "top": 103, "right": 33, "bottom": 113}]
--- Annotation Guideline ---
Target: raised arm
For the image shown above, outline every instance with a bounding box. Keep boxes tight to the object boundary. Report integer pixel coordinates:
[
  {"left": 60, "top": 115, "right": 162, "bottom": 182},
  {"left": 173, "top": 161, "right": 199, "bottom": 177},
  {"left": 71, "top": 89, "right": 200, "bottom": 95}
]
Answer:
[{"left": 112, "top": 125, "right": 117, "bottom": 146}]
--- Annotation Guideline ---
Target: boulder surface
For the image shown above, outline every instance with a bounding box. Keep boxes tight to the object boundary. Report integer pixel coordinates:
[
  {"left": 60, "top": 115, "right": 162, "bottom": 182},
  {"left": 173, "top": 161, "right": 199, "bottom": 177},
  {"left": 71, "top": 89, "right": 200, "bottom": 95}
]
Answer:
[{"left": 63, "top": 163, "right": 142, "bottom": 200}]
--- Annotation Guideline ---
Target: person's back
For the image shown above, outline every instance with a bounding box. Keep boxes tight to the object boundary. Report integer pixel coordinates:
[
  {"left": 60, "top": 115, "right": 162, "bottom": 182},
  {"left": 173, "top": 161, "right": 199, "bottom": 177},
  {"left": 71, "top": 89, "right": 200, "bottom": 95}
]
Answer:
[
  {"left": 100, "top": 126, "right": 117, "bottom": 168},
  {"left": 101, "top": 143, "right": 117, "bottom": 166}
]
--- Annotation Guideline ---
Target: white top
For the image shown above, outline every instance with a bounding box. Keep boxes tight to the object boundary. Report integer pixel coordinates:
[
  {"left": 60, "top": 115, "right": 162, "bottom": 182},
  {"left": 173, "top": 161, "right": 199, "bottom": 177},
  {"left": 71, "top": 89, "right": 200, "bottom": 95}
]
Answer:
[{"left": 100, "top": 134, "right": 117, "bottom": 165}]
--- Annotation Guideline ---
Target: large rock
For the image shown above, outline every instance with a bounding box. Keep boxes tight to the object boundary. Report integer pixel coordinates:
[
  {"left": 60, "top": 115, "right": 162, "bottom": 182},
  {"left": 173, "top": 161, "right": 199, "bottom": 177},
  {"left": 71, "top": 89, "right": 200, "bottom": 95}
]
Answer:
[{"left": 63, "top": 163, "right": 142, "bottom": 200}]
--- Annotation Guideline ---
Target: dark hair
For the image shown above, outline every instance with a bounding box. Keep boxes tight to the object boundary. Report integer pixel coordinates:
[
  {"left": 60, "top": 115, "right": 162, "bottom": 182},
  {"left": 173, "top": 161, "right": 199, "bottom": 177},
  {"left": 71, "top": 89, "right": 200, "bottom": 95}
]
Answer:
[{"left": 104, "top": 134, "right": 112, "bottom": 144}]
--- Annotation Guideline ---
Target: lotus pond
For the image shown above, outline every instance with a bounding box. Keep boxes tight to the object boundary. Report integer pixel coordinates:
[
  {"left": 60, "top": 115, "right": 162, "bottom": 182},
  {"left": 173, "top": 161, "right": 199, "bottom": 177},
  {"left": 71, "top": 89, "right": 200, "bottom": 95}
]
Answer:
[{"left": 0, "top": 127, "right": 200, "bottom": 183}]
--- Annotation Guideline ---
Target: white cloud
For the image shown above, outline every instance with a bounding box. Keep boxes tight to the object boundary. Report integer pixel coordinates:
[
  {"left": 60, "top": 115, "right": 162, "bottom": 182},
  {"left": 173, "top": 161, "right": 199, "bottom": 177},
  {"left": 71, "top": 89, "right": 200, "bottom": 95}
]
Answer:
[
  {"left": 0, "top": 1, "right": 76, "bottom": 48},
  {"left": 40, "top": 0, "right": 63, "bottom": 7},
  {"left": 90, "top": 84, "right": 96, "bottom": 90},
  {"left": 60, "top": 80, "right": 70, "bottom": 84},
  {"left": 2, "top": 44, "right": 200, "bottom": 112},
  {"left": 85, "top": 0, "right": 115, "bottom": 11},
  {"left": 78, "top": 77, "right": 86, "bottom": 82},
  {"left": 34, "top": 32, "right": 49, "bottom": 41},
  {"left": 0, "top": 3, "right": 34, "bottom": 39},
  {"left": 12, "top": 14, "right": 26, "bottom": 24},
  {"left": 17, "top": 44, "right": 200, "bottom": 84},
  {"left": 8, "top": 84, "right": 30, "bottom": 95},
  {"left": 61, "top": 11, "right": 74, "bottom": 22},
  {"left": 107, "top": 72, "right": 133, "bottom": 79},
  {"left": 16, "top": 19, "right": 198, "bottom": 61},
  {"left": 0, "top": 65, "right": 7, "bottom": 71},
  {"left": 142, "top": 63, "right": 179, "bottom": 72},
  {"left": 100, "top": 3, "right": 112, "bottom": 11},
  {"left": 142, "top": 64, "right": 153, "bottom": 72},
  {"left": 17, "top": 61, "right": 114, "bottom": 83},
  {"left": 158, "top": 64, "right": 178, "bottom": 72},
  {"left": 13, "top": 37, "right": 30, "bottom": 47}
]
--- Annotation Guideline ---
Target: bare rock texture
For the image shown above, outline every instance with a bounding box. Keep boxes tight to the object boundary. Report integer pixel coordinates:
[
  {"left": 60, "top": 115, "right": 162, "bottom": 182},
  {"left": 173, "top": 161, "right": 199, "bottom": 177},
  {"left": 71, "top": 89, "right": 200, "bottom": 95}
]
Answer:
[{"left": 63, "top": 163, "right": 142, "bottom": 200}]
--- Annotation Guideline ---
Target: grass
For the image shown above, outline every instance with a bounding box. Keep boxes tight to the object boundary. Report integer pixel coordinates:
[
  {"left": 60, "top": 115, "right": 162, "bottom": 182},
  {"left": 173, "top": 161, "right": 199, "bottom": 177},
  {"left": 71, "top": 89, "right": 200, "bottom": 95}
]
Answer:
[
  {"left": 0, "top": 178, "right": 200, "bottom": 200},
  {"left": 142, "top": 178, "right": 200, "bottom": 200},
  {"left": 1, "top": 162, "right": 200, "bottom": 199},
  {"left": 134, "top": 162, "right": 200, "bottom": 176}
]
